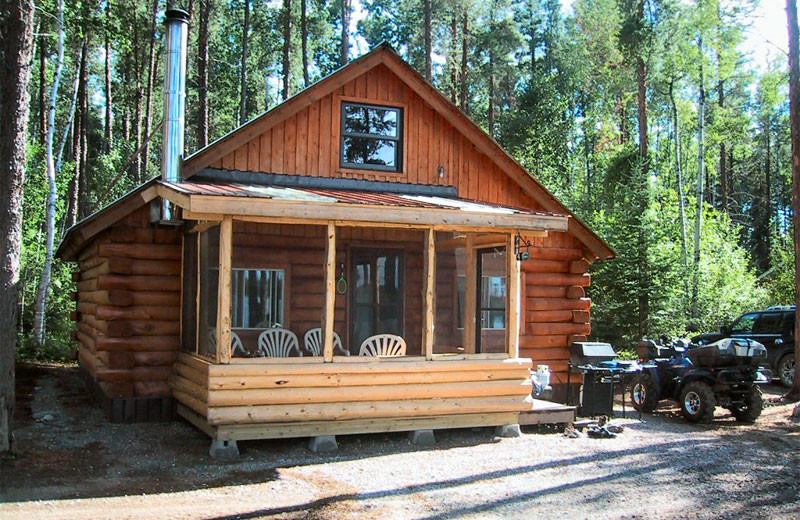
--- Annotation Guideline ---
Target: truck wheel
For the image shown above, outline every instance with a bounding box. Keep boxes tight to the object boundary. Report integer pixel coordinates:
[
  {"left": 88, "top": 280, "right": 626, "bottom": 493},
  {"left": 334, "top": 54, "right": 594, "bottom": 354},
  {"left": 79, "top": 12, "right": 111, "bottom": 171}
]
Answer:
[
  {"left": 680, "top": 381, "right": 716, "bottom": 423},
  {"left": 778, "top": 354, "right": 795, "bottom": 388},
  {"left": 732, "top": 386, "right": 763, "bottom": 423},
  {"left": 630, "top": 373, "right": 660, "bottom": 413}
]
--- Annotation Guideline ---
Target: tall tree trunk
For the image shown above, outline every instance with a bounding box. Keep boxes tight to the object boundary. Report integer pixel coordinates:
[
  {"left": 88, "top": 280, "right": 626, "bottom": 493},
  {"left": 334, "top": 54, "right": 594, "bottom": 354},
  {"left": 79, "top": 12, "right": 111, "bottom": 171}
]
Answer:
[
  {"left": 57, "top": 53, "right": 81, "bottom": 175},
  {"left": 488, "top": 60, "right": 495, "bottom": 137},
  {"left": 283, "top": 0, "right": 292, "bottom": 99},
  {"left": 692, "top": 35, "right": 705, "bottom": 322},
  {"left": 301, "top": 0, "right": 309, "bottom": 87},
  {"left": 636, "top": 0, "right": 649, "bottom": 337},
  {"left": 449, "top": 12, "right": 457, "bottom": 102},
  {"left": 38, "top": 33, "right": 47, "bottom": 146},
  {"left": 423, "top": 0, "right": 432, "bottom": 81},
  {"left": 142, "top": 0, "right": 159, "bottom": 181},
  {"left": 240, "top": 0, "right": 250, "bottom": 125},
  {"left": 122, "top": 57, "right": 131, "bottom": 143},
  {"left": 66, "top": 39, "right": 87, "bottom": 230},
  {"left": 79, "top": 34, "right": 89, "bottom": 218},
  {"left": 340, "top": 0, "right": 350, "bottom": 66},
  {"left": 33, "top": 0, "right": 65, "bottom": 348},
  {"left": 718, "top": 75, "right": 728, "bottom": 215},
  {"left": 197, "top": 0, "right": 211, "bottom": 147},
  {"left": 785, "top": 0, "right": 800, "bottom": 399},
  {"left": 459, "top": 10, "right": 469, "bottom": 112},
  {"left": 636, "top": 0, "right": 648, "bottom": 174},
  {"left": 0, "top": 0, "right": 35, "bottom": 454},
  {"left": 765, "top": 116, "right": 772, "bottom": 270},
  {"left": 104, "top": 0, "right": 113, "bottom": 150},
  {"left": 133, "top": 17, "right": 143, "bottom": 182},
  {"left": 670, "top": 80, "right": 689, "bottom": 276},
  {"left": 617, "top": 94, "right": 627, "bottom": 145},
  {"left": 487, "top": 1, "right": 496, "bottom": 137}
]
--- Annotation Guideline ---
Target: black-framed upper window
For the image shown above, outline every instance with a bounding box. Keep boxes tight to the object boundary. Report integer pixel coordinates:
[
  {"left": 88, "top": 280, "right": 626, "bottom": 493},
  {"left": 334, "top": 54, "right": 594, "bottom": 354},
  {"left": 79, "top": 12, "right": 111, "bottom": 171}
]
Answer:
[{"left": 341, "top": 102, "right": 402, "bottom": 172}]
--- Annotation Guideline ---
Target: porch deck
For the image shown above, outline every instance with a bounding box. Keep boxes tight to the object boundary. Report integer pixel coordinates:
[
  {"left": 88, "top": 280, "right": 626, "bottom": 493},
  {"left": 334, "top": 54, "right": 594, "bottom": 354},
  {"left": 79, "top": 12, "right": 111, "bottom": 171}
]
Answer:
[
  {"left": 518, "top": 399, "right": 576, "bottom": 426},
  {"left": 170, "top": 353, "right": 534, "bottom": 441}
]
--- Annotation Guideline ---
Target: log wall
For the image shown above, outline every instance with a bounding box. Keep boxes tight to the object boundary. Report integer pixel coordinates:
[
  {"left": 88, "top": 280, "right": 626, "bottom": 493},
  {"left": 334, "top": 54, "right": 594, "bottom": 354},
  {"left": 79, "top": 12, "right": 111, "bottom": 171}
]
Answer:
[
  {"left": 519, "top": 231, "right": 592, "bottom": 392},
  {"left": 72, "top": 211, "right": 593, "bottom": 406},
  {"left": 170, "top": 353, "right": 533, "bottom": 429},
  {"left": 74, "top": 205, "right": 182, "bottom": 399}
]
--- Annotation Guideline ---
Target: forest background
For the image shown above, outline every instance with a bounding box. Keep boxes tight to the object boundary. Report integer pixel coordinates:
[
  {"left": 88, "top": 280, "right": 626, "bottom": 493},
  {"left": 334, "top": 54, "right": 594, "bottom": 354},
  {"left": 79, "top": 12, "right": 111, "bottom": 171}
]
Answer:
[{"left": 19, "top": 0, "right": 795, "bottom": 359}]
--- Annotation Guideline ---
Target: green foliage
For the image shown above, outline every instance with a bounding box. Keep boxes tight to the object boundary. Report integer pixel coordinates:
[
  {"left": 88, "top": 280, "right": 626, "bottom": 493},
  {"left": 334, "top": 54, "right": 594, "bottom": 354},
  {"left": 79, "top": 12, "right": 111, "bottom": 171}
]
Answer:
[
  {"left": 19, "top": 0, "right": 793, "bottom": 361},
  {"left": 586, "top": 146, "right": 767, "bottom": 349},
  {"left": 763, "top": 240, "right": 796, "bottom": 306}
]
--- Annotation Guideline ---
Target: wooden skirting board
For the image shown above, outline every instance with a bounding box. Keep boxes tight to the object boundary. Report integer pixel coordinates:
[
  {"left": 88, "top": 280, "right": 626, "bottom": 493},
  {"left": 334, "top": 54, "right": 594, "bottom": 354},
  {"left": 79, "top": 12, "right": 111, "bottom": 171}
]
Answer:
[
  {"left": 176, "top": 403, "right": 519, "bottom": 441},
  {"left": 518, "top": 399, "right": 576, "bottom": 426}
]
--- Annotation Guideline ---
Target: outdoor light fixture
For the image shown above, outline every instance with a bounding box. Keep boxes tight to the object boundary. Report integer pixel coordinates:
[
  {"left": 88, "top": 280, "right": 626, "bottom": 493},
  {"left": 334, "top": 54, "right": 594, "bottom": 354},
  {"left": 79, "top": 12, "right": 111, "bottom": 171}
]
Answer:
[
  {"left": 438, "top": 165, "right": 445, "bottom": 178},
  {"left": 515, "top": 234, "right": 531, "bottom": 261}
]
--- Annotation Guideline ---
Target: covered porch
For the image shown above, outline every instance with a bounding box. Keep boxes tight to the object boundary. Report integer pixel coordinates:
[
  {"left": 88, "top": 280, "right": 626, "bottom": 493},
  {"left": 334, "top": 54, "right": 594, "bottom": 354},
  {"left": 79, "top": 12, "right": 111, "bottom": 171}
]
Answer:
[{"left": 159, "top": 178, "right": 570, "bottom": 443}]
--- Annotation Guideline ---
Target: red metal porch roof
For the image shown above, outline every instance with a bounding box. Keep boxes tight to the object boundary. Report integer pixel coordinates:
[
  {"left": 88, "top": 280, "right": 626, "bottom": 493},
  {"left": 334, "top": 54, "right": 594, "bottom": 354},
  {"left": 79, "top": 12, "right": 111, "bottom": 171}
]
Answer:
[{"left": 163, "top": 180, "right": 565, "bottom": 218}]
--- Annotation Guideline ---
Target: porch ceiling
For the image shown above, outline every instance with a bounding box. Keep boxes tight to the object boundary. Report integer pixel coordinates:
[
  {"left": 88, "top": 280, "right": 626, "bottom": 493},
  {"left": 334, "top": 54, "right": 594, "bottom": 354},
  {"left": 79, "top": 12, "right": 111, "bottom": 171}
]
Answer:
[{"left": 157, "top": 180, "right": 570, "bottom": 233}]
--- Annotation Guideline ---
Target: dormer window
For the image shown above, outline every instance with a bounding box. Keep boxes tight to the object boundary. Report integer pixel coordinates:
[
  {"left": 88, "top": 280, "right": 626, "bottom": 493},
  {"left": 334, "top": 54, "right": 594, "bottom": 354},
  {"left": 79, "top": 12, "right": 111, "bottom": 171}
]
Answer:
[{"left": 341, "top": 102, "right": 403, "bottom": 172}]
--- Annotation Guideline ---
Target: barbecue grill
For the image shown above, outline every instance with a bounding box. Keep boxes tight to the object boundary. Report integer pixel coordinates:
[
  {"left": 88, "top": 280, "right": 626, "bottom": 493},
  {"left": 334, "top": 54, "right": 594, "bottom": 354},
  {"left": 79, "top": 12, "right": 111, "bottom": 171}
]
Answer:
[{"left": 567, "top": 342, "right": 641, "bottom": 417}]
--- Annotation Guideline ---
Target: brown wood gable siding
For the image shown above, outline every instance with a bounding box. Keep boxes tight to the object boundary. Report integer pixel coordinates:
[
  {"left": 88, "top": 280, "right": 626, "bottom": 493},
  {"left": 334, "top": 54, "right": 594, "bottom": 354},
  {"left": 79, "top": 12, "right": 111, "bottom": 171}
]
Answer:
[{"left": 211, "top": 65, "right": 537, "bottom": 211}]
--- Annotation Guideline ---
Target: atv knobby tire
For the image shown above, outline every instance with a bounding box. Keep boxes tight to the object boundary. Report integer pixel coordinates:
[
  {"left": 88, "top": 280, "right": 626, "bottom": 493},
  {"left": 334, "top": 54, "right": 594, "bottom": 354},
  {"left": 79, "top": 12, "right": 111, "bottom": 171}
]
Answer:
[
  {"left": 732, "top": 386, "right": 763, "bottom": 423},
  {"left": 630, "top": 373, "right": 660, "bottom": 413},
  {"left": 680, "top": 381, "right": 716, "bottom": 423}
]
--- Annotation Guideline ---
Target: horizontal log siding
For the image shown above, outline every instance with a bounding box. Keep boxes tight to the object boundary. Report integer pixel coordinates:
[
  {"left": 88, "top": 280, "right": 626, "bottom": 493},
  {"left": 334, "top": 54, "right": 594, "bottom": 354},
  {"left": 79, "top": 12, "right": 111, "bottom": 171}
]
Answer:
[
  {"left": 520, "top": 232, "right": 593, "bottom": 387},
  {"left": 212, "top": 64, "right": 542, "bottom": 212},
  {"left": 75, "top": 205, "right": 181, "bottom": 399},
  {"left": 170, "top": 353, "right": 533, "bottom": 426}
]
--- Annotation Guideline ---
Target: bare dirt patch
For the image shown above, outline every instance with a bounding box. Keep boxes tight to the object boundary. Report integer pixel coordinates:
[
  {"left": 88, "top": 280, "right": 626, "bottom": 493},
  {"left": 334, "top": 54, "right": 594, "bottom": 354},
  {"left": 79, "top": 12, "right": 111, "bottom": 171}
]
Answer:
[{"left": 1, "top": 363, "right": 799, "bottom": 519}]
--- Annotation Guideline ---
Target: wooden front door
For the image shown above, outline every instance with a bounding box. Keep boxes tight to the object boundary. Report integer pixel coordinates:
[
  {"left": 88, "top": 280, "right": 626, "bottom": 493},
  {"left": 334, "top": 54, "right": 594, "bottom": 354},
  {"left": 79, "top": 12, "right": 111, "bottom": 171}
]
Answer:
[{"left": 350, "top": 248, "right": 404, "bottom": 355}]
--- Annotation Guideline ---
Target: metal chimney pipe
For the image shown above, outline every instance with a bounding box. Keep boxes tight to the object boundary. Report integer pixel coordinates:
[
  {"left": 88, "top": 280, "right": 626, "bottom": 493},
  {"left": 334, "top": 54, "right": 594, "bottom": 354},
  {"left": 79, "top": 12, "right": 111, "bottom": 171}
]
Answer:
[{"left": 160, "top": 8, "right": 190, "bottom": 222}]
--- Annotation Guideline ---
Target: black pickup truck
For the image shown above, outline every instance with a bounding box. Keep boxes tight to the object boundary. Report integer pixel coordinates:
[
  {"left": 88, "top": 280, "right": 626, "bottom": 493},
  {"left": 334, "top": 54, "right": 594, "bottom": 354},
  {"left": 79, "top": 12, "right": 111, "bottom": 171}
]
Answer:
[{"left": 692, "top": 306, "right": 795, "bottom": 387}]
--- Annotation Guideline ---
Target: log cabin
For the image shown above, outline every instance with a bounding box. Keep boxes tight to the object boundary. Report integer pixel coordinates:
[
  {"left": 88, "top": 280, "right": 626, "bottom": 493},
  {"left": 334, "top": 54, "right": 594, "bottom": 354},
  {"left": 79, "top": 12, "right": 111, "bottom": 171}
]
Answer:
[{"left": 56, "top": 9, "right": 614, "bottom": 454}]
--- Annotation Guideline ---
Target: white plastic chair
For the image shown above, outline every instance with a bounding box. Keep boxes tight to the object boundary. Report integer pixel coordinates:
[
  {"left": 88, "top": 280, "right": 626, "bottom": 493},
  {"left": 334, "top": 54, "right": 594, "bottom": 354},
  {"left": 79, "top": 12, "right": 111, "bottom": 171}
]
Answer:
[
  {"left": 206, "top": 327, "right": 217, "bottom": 355},
  {"left": 358, "top": 334, "right": 407, "bottom": 357},
  {"left": 231, "top": 332, "right": 246, "bottom": 357},
  {"left": 303, "top": 328, "right": 349, "bottom": 356},
  {"left": 257, "top": 328, "right": 302, "bottom": 357},
  {"left": 207, "top": 328, "right": 246, "bottom": 357}
]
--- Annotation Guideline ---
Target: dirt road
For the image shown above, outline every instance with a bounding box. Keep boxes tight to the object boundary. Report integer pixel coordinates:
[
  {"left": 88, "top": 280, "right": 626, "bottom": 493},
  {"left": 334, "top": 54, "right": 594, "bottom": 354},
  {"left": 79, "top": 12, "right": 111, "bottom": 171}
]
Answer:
[{"left": 1, "top": 364, "right": 799, "bottom": 519}]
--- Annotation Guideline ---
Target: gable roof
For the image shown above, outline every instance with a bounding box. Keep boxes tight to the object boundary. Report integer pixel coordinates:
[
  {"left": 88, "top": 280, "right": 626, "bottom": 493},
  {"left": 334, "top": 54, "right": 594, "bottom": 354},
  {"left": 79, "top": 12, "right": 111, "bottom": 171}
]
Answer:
[{"left": 183, "top": 43, "right": 614, "bottom": 260}]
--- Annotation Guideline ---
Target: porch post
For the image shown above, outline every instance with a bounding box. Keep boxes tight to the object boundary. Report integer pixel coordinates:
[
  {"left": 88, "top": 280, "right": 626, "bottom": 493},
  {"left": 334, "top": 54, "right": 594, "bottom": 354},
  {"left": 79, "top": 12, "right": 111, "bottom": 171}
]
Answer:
[
  {"left": 422, "top": 227, "right": 435, "bottom": 360},
  {"left": 506, "top": 233, "right": 520, "bottom": 358},
  {"left": 322, "top": 222, "right": 336, "bottom": 362},
  {"left": 464, "top": 234, "right": 477, "bottom": 354},
  {"left": 216, "top": 216, "right": 233, "bottom": 364}
]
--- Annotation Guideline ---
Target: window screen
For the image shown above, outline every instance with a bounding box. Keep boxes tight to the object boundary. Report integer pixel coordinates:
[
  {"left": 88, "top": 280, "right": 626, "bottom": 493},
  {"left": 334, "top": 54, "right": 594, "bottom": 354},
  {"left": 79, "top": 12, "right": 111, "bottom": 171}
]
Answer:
[
  {"left": 457, "top": 275, "right": 507, "bottom": 330},
  {"left": 231, "top": 269, "right": 285, "bottom": 329},
  {"left": 341, "top": 102, "right": 402, "bottom": 171}
]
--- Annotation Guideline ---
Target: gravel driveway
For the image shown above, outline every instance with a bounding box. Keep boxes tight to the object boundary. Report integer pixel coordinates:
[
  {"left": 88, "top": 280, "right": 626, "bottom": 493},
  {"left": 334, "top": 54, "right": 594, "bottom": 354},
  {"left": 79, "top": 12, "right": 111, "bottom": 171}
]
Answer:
[{"left": 1, "top": 364, "right": 798, "bottom": 520}]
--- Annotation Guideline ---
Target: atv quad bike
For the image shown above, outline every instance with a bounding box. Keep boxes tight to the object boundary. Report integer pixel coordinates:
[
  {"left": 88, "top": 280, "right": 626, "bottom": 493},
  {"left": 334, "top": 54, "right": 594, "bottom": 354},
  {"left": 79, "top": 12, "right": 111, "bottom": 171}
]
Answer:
[{"left": 631, "top": 338, "right": 771, "bottom": 424}]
